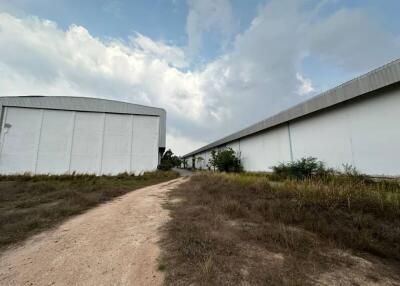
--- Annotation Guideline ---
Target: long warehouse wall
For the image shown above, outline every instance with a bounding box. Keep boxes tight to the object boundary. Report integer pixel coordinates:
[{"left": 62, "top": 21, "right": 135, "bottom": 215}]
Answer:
[
  {"left": 290, "top": 85, "right": 400, "bottom": 175},
  {"left": 192, "top": 85, "right": 400, "bottom": 176},
  {"left": 0, "top": 107, "right": 159, "bottom": 175}
]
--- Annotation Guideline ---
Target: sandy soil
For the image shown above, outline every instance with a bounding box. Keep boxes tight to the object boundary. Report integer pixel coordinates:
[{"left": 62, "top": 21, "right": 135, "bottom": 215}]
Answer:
[{"left": 0, "top": 177, "right": 186, "bottom": 286}]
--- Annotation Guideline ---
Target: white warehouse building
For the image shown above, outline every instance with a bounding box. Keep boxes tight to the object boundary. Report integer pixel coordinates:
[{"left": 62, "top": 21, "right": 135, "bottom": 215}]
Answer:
[
  {"left": 184, "top": 59, "right": 400, "bottom": 176},
  {"left": 0, "top": 96, "right": 166, "bottom": 175}
]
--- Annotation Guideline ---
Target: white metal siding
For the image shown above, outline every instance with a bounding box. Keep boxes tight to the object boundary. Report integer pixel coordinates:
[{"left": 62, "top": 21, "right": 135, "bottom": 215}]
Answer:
[
  {"left": 0, "top": 108, "right": 42, "bottom": 174},
  {"left": 348, "top": 89, "right": 400, "bottom": 175},
  {"left": 290, "top": 107, "right": 354, "bottom": 170},
  {"left": 189, "top": 85, "right": 400, "bottom": 176},
  {"left": 36, "top": 110, "right": 75, "bottom": 174},
  {"left": 226, "top": 141, "right": 240, "bottom": 154},
  {"left": 0, "top": 107, "right": 160, "bottom": 175},
  {"left": 262, "top": 125, "right": 292, "bottom": 170},
  {"left": 186, "top": 157, "right": 193, "bottom": 168},
  {"left": 131, "top": 116, "right": 159, "bottom": 174},
  {"left": 0, "top": 96, "right": 166, "bottom": 149},
  {"left": 69, "top": 112, "right": 104, "bottom": 174},
  {"left": 101, "top": 114, "right": 133, "bottom": 174},
  {"left": 194, "top": 153, "right": 202, "bottom": 169},
  {"left": 289, "top": 87, "right": 400, "bottom": 175},
  {"left": 239, "top": 124, "right": 291, "bottom": 171},
  {"left": 196, "top": 152, "right": 207, "bottom": 169},
  {"left": 342, "top": 89, "right": 400, "bottom": 176}
]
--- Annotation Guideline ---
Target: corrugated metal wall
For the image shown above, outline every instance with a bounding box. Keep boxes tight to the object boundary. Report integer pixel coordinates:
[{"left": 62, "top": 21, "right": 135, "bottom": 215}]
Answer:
[
  {"left": 188, "top": 84, "right": 400, "bottom": 176},
  {"left": 0, "top": 107, "right": 159, "bottom": 175},
  {"left": 0, "top": 96, "right": 166, "bottom": 149}
]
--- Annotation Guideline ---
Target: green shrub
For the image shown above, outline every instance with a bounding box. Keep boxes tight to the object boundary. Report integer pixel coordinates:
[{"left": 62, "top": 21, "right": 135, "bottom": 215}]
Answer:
[
  {"left": 272, "top": 157, "right": 331, "bottom": 180},
  {"left": 341, "top": 163, "right": 372, "bottom": 183},
  {"left": 211, "top": 148, "right": 243, "bottom": 173}
]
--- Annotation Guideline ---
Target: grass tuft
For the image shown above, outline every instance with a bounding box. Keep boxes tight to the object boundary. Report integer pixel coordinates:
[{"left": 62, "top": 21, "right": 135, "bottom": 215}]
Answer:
[
  {"left": 159, "top": 172, "right": 400, "bottom": 285},
  {"left": 0, "top": 170, "right": 179, "bottom": 250}
]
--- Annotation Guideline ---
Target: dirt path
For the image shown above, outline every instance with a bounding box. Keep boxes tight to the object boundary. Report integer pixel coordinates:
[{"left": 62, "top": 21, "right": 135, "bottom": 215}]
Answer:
[{"left": 0, "top": 177, "right": 186, "bottom": 286}]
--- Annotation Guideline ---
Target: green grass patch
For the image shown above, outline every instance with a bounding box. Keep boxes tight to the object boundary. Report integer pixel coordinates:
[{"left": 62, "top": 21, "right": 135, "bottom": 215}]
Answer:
[{"left": 0, "top": 171, "right": 179, "bottom": 250}]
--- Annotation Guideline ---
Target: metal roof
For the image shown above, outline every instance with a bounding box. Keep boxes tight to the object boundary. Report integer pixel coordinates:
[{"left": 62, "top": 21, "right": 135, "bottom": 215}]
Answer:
[
  {"left": 0, "top": 96, "right": 166, "bottom": 148},
  {"left": 184, "top": 58, "right": 400, "bottom": 158}
]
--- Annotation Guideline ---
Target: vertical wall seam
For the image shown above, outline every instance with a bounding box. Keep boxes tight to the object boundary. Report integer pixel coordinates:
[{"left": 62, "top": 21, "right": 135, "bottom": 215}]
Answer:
[
  {"left": 0, "top": 107, "right": 7, "bottom": 155},
  {"left": 0, "top": 107, "right": 8, "bottom": 160},
  {"left": 238, "top": 139, "right": 242, "bottom": 167},
  {"left": 349, "top": 135, "right": 356, "bottom": 167},
  {"left": 34, "top": 109, "right": 45, "bottom": 174},
  {"left": 68, "top": 111, "right": 77, "bottom": 174},
  {"left": 287, "top": 122, "right": 294, "bottom": 162},
  {"left": 0, "top": 105, "right": 4, "bottom": 135},
  {"left": 344, "top": 102, "right": 356, "bottom": 167},
  {"left": 99, "top": 113, "right": 106, "bottom": 175},
  {"left": 129, "top": 115, "right": 134, "bottom": 174},
  {"left": 155, "top": 117, "right": 160, "bottom": 169}
]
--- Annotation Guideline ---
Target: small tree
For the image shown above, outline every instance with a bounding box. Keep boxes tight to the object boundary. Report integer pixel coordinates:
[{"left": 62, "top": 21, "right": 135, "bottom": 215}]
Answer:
[
  {"left": 158, "top": 149, "right": 181, "bottom": 171},
  {"left": 213, "top": 148, "right": 243, "bottom": 172}
]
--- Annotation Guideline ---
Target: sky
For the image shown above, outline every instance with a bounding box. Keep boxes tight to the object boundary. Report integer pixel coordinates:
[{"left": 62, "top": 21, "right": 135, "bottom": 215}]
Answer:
[{"left": 0, "top": 0, "right": 399, "bottom": 155}]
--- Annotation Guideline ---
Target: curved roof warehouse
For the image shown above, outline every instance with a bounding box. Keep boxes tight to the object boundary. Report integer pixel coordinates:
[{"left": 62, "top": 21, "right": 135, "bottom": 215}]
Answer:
[
  {"left": 0, "top": 96, "right": 166, "bottom": 175},
  {"left": 183, "top": 58, "right": 400, "bottom": 176}
]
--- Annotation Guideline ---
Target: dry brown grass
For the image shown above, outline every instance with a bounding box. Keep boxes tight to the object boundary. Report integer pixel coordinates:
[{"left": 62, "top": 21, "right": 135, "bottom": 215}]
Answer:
[
  {"left": 0, "top": 171, "right": 178, "bottom": 250},
  {"left": 159, "top": 172, "right": 400, "bottom": 285}
]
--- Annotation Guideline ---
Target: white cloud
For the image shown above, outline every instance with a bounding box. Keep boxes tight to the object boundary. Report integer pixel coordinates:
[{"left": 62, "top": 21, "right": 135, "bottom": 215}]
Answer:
[
  {"left": 185, "top": 0, "right": 233, "bottom": 55},
  {"left": 192, "top": 0, "right": 311, "bottom": 129},
  {"left": 132, "top": 33, "right": 188, "bottom": 68},
  {"left": 308, "top": 8, "right": 400, "bottom": 70},
  {"left": 0, "top": 0, "right": 399, "bottom": 155},
  {"left": 0, "top": 13, "right": 205, "bottom": 123},
  {"left": 167, "top": 131, "right": 207, "bottom": 156},
  {"left": 296, "top": 73, "right": 315, "bottom": 96}
]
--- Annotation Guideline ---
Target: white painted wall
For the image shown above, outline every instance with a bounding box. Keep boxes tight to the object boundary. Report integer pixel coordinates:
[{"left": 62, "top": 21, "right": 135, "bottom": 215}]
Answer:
[
  {"left": 226, "top": 141, "right": 240, "bottom": 153},
  {"left": 348, "top": 91, "right": 400, "bottom": 175},
  {"left": 36, "top": 109, "right": 75, "bottom": 174},
  {"left": 70, "top": 112, "right": 104, "bottom": 174},
  {"left": 239, "top": 124, "right": 291, "bottom": 171},
  {"left": 186, "top": 157, "right": 193, "bottom": 168},
  {"left": 290, "top": 87, "right": 400, "bottom": 176},
  {"left": 193, "top": 151, "right": 205, "bottom": 169},
  {"left": 0, "top": 107, "right": 43, "bottom": 174},
  {"left": 131, "top": 115, "right": 159, "bottom": 174},
  {"left": 101, "top": 113, "right": 133, "bottom": 174},
  {"left": 188, "top": 86, "right": 400, "bottom": 176},
  {"left": 290, "top": 107, "right": 354, "bottom": 170},
  {"left": 0, "top": 107, "right": 160, "bottom": 175}
]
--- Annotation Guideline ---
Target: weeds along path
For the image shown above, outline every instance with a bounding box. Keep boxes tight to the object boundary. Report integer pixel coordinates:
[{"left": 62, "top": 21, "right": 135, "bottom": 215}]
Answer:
[
  {"left": 159, "top": 173, "right": 400, "bottom": 286},
  {"left": 0, "top": 177, "right": 187, "bottom": 286}
]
